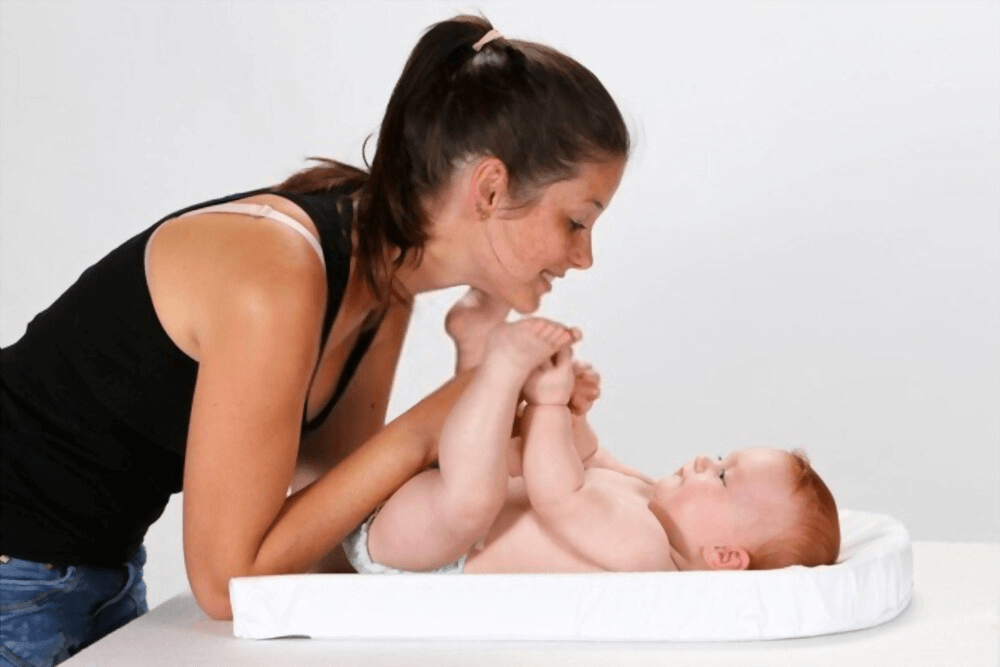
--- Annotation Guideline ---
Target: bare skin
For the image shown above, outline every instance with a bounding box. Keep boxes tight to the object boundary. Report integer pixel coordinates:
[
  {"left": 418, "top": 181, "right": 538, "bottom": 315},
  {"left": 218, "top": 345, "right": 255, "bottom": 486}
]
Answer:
[
  {"left": 367, "top": 318, "right": 577, "bottom": 571},
  {"left": 360, "top": 290, "right": 800, "bottom": 574},
  {"left": 445, "top": 294, "right": 667, "bottom": 573},
  {"left": 444, "top": 288, "right": 651, "bottom": 479},
  {"left": 443, "top": 285, "right": 512, "bottom": 373},
  {"left": 144, "top": 157, "right": 625, "bottom": 619}
]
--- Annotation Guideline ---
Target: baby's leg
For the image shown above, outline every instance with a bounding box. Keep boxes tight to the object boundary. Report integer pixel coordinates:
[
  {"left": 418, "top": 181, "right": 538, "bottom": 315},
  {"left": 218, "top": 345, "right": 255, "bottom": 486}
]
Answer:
[
  {"left": 366, "top": 318, "right": 575, "bottom": 571},
  {"left": 444, "top": 287, "right": 510, "bottom": 373}
]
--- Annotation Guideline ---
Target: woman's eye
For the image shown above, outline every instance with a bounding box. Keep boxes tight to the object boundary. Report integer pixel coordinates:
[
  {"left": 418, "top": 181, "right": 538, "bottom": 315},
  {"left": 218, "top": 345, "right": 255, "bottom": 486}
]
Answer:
[{"left": 568, "top": 219, "right": 586, "bottom": 231}]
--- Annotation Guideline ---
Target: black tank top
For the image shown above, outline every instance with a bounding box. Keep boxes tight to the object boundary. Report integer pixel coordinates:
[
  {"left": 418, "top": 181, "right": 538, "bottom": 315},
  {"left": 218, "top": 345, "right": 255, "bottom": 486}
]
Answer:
[{"left": 0, "top": 185, "right": 379, "bottom": 567}]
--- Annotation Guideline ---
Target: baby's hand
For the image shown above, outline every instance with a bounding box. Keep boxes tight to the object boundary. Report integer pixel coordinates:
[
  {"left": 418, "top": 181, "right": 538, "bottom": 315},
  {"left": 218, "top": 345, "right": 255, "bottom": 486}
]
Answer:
[
  {"left": 522, "top": 345, "right": 575, "bottom": 406},
  {"left": 568, "top": 361, "right": 601, "bottom": 416}
]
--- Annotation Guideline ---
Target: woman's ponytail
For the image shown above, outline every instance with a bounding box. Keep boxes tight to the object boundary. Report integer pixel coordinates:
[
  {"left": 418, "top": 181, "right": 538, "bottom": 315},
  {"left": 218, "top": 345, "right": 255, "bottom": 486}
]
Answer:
[{"left": 279, "top": 15, "right": 629, "bottom": 306}]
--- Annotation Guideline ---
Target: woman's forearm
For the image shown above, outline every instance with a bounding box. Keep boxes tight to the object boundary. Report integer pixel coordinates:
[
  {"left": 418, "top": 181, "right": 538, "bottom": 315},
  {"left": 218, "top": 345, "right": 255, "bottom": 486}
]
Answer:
[
  {"left": 220, "top": 372, "right": 473, "bottom": 613},
  {"left": 254, "top": 417, "right": 430, "bottom": 576}
]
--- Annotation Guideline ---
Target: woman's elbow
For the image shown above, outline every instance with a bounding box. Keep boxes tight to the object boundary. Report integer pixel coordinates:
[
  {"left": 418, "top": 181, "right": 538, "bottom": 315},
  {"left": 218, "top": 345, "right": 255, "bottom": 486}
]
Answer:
[
  {"left": 191, "top": 578, "right": 234, "bottom": 621},
  {"left": 187, "top": 560, "right": 238, "bottom": 620}
]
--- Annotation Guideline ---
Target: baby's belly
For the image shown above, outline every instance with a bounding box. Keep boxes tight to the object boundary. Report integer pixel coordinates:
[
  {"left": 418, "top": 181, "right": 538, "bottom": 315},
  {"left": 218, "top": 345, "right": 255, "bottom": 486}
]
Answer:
[{"left": 464, "top": 484, "right": 603, "bottom": 574}]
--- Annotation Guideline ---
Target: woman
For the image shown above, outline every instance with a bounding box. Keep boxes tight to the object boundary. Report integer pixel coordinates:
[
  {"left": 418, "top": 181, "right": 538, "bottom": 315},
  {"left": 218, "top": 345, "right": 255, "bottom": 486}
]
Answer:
[{"left": 0, "top": 14, "right": 628, "bottom": 664}]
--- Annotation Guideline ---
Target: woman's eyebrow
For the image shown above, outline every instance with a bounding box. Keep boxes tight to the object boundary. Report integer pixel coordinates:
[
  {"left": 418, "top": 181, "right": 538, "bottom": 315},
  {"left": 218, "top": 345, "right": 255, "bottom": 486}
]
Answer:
[{"left": 589, "top": 198, "right": 604, "bottom": 211}]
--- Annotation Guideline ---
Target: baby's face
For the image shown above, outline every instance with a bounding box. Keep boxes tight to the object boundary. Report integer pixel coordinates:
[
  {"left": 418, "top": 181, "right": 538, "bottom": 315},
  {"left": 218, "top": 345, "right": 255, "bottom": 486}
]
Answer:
[{"left": 649, "top": 448, "right": 798, "bottom": 562}]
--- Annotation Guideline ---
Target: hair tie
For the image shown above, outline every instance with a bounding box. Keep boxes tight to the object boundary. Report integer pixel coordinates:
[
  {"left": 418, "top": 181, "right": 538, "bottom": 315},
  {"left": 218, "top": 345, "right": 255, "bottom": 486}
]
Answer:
[{"left": 472, "top": 29, "right": 503, "bottom": 52}]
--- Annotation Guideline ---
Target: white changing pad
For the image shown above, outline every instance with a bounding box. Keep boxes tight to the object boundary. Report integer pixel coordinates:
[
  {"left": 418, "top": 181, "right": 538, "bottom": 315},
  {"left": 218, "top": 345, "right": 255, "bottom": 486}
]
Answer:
[{"left": 230, "top": 509, "right": 912, "bottom": 642}]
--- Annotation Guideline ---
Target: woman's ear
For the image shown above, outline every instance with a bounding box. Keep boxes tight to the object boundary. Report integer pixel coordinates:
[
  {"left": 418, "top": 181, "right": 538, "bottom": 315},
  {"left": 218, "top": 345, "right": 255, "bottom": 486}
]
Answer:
[
  {"left": 702, "top": 545, "right": 750, "bottom": 570},
  {"left": 470, "top": 157, "right": 508, "bottom": 219}
]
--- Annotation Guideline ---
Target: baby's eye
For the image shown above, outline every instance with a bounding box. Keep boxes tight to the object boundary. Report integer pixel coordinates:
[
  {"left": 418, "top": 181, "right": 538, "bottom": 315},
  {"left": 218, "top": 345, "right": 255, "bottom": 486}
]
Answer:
[{"left": 719, "top": 469, "right": 726, "bottom": 486}]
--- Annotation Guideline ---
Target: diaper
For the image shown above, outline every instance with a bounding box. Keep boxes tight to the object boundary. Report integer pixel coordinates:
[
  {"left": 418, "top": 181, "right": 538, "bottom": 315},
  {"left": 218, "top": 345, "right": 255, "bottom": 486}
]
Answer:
[{"left": 342, "top": 507, "right": 467, "bottom": 574}]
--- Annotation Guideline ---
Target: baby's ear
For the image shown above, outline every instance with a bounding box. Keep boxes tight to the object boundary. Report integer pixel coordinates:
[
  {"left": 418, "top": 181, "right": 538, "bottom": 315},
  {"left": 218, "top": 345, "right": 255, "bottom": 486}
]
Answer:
[{"left": 702, "top": 546, "right": 750, "bottom": 571}]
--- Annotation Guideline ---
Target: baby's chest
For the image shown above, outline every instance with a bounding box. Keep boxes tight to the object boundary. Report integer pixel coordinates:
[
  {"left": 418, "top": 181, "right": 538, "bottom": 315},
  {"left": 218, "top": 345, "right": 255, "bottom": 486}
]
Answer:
[
  {"left": 585, "top": 467, "right": 655, "bottom": 500},
  {"left": 468, "top": 511, "right": 604, "bottom": 573}
]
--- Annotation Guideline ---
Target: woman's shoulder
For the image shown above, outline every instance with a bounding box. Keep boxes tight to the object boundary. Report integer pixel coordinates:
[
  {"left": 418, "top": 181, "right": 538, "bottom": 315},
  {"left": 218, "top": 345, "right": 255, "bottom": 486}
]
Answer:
[{"left": 146, "top": 194, "right": 330, "bottom": 360}]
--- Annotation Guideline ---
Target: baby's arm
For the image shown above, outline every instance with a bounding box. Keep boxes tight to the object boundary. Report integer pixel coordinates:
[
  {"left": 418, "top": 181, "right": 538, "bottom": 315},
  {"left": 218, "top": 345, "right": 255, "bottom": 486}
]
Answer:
[
  {"left": 568, "top": 362, "right": 654, "bottom": 484},
  {"left": 518, "top": 346, "right": 584, "bottom": 500},
  {"left": 366, "top": 319, "right": 573, "bottom": 571},
  {"left": 573, "top": 415, "right": 654, "bottom": 484},
  {"left": 521, "top": 354, "right": 670, "bottom": 571}
]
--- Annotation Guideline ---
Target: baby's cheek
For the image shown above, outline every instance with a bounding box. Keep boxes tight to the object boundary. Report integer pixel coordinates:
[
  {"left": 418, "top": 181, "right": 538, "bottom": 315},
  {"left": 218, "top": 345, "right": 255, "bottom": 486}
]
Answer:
[{"left": 663, "top": 488, "right": 710, "bottom": 526}]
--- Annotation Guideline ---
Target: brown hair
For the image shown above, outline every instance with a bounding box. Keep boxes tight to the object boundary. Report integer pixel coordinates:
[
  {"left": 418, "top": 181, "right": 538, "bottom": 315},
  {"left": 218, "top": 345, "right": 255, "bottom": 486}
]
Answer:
[
  {"left": 749, "top": 450, "right": 841, "bottom": 570},
  {"left": 277, "top": 14, "right": 630, "bottom": 304}
]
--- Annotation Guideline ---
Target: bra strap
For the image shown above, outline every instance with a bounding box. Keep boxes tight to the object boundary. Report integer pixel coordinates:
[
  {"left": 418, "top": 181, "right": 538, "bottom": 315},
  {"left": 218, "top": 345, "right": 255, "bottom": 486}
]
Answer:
[{"left": 178, "top": 202, "right": 325, "bottom": 268}]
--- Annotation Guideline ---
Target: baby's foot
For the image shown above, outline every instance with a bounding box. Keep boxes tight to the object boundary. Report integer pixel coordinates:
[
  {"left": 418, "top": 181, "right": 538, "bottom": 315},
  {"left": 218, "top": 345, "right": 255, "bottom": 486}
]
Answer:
[
  {"left": 482, "top": 318, "right": 577, "bottom": 381},
  {"left": 445, "top": 288, "right": 511, "bottom": 372}
]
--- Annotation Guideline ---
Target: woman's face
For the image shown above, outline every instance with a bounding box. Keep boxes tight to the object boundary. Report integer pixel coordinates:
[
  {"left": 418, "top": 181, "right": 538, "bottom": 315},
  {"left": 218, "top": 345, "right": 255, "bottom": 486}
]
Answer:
[{"left": 481, "top": 158, "right": 626, "bottom": 313}]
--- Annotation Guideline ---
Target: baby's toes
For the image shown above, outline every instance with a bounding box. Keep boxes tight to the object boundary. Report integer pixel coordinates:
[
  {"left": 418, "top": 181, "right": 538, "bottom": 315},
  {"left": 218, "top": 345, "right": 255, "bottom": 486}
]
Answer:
[{"left": 536, "top": 321, "right": 570, "bottom": 347}]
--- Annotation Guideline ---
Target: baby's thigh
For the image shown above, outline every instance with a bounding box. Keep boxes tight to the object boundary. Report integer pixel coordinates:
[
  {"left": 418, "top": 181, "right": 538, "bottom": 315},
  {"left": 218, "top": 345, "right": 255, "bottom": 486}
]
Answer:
[{"left": 368, "top": 468, "right": 500, "bottom": 571}]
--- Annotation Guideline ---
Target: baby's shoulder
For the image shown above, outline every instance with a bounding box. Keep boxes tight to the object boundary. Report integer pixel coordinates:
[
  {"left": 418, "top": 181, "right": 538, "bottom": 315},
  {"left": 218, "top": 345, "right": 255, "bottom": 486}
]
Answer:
[
  {"left": 584, "top": 467, "right": 654, "bottom": 499},
  {"left": 582, "top": 469, "right": 675, "bottom": 571}
]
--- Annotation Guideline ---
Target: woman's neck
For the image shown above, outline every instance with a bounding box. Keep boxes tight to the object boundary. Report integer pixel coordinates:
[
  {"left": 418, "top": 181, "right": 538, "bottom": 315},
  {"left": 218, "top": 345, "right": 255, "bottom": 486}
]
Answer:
[{"left": 392, "top": 205, "right": 485, "bottom": 297}]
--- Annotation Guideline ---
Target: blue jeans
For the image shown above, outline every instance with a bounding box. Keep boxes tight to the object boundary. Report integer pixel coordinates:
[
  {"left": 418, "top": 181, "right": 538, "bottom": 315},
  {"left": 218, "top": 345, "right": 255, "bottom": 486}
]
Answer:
[{"left": 0, "top": 546, "right": 148, "bottom": 667}]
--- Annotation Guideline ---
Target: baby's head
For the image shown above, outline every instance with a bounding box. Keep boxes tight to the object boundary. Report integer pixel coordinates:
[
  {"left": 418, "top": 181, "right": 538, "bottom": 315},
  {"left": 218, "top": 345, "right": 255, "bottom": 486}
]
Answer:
[{"left": 649, "top": 447, "right": 840, "bottom": 571}]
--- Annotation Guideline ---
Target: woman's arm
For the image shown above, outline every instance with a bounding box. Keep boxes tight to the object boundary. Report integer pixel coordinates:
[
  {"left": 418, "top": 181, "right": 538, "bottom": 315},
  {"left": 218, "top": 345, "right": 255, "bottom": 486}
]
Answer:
[
  {"left": 184, "top": 275, "right": 474, "bottom": 619},
  {"left": 159, "top": 215, "right": 472, "bottom": 620},
  {"left": 288, "top": 299, "right": 413, "bottom": 573}
]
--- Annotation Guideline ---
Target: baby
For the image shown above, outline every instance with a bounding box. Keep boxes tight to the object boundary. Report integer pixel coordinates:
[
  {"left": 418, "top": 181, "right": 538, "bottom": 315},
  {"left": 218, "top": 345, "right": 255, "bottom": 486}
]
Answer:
[{"left": 343, "top": 290, "right": 840, "bottom": 574}]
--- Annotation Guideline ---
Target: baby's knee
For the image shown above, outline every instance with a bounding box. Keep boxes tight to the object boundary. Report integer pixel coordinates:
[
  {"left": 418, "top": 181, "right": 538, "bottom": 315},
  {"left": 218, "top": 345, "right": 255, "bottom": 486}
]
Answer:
[{"left": 440, "top": 490, "right": 505, "bottom": 543}]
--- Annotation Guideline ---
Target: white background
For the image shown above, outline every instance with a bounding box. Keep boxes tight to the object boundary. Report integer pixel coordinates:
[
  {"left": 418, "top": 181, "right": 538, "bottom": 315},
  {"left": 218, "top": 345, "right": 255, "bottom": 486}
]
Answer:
[{"left": 1, "top": 0, "right": 997, "bottom": 610}]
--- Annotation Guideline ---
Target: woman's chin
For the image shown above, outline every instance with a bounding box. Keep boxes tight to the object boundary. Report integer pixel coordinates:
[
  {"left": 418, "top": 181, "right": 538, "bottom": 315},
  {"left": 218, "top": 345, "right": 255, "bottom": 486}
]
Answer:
[
  {"left": 476, "top": 284, "right": 538, "bottom": 316},
  {"left": 508, "top": 292, "right": 542, "bottom": 315}
]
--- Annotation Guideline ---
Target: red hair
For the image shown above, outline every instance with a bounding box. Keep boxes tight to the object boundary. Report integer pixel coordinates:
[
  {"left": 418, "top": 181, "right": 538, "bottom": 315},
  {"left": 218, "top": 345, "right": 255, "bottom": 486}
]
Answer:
[{"left": 748, "top": 450, "right": 840, "bottom": 570}]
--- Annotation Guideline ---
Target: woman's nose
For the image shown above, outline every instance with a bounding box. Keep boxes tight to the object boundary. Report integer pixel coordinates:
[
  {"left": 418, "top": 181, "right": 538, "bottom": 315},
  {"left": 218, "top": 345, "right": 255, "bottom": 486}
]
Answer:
[{"left": 569, "top": 236, "right": 593, "bottom": 270}]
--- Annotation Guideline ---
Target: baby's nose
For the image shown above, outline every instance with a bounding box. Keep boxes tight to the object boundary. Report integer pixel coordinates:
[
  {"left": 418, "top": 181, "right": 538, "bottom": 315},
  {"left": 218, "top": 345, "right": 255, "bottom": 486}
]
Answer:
[{"left": 693, "top": 455, "right": 711, "bottom": 474}]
